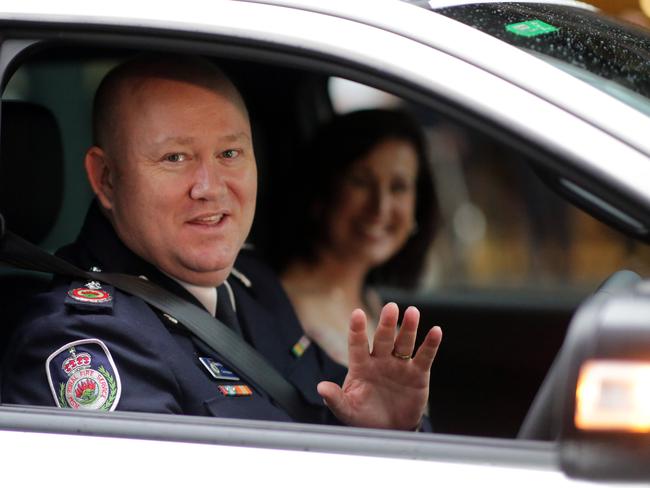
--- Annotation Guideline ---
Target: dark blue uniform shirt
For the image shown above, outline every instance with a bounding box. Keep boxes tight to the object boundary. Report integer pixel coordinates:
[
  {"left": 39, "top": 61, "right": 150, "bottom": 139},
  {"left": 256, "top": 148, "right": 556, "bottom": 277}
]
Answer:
[{"left": 1, "top": 202, "right": 347, "bottom": 423}]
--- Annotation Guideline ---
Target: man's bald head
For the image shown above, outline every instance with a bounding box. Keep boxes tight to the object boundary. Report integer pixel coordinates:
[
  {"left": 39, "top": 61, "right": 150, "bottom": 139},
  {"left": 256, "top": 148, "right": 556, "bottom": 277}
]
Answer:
[
  {"left": 92, "top": 54, "right": 248, "bottom": 157},
  {"left": 84, "top": 53, "right": 257, "bottom": 286}
]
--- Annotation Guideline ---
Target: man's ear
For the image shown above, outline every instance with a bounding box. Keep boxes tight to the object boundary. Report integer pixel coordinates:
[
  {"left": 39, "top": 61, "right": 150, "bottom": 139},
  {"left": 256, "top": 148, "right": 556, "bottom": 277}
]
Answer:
[{"left": 84, "top": 146, "right": 115, "bottom": 210}]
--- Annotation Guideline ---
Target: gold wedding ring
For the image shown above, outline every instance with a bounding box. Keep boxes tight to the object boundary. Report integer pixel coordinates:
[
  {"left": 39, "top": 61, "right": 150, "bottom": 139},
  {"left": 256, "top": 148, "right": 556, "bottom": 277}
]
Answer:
[{"left": 391, "top": 350, "right": 411, "bottom": 360}]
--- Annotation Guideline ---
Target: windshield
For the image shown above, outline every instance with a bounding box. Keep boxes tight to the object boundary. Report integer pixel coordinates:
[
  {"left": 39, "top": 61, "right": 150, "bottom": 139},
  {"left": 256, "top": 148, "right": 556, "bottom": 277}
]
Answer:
[{"left": 430, "top": 2, "right": 650, "bottom": 114}]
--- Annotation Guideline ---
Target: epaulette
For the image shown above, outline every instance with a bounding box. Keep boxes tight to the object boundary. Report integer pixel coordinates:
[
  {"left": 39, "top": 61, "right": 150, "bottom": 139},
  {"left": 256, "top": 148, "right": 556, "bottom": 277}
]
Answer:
[{"left": 64, "top": 280, "right": 115, "bottom": 313}]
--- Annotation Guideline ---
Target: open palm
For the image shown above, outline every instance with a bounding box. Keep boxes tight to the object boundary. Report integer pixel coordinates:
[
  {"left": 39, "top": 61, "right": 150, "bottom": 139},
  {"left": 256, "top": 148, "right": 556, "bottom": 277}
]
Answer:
[{"left": 317, "top": 302, "right": 442, "bottom": 430}]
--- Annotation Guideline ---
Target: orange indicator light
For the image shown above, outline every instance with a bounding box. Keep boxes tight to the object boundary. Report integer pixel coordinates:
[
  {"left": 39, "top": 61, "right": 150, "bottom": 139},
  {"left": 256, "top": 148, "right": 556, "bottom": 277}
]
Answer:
[{"left": 575, "top": 360, "right": 650, "bottom": 433}]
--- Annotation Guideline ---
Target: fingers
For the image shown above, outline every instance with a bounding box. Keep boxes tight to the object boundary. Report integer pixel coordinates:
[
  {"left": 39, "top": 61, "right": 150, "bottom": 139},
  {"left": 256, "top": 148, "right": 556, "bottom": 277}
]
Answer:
[
  {"left": 370, "top": 302, "right": 399, "bottom": 357},
  {"left": 347, "top": 308, "right": 370, "bottom": 367},
  {"left": 351, "top": 303, "right": 442, "bottom": 371},
  {"left": 412, "top": 325, "right": 443, "bottom": 371},
  {"left": 392, "top": 306, "right": 419, "bottom": 358},
  {"left": 317, "top": 381, "right": 347, "bottom": 417}
]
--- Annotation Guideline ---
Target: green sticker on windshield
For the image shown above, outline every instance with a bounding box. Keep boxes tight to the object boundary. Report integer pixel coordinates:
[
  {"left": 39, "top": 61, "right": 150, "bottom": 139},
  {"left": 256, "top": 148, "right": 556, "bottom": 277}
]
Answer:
[{"left": 505, "top": 20, "right": 558, "bottom": 37}]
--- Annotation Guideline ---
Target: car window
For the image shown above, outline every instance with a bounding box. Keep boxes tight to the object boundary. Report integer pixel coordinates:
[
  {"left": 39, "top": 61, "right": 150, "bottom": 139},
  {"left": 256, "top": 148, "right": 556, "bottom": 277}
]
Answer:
[{"left": 10, "top": 57, "right": 646, "bottom": 295}]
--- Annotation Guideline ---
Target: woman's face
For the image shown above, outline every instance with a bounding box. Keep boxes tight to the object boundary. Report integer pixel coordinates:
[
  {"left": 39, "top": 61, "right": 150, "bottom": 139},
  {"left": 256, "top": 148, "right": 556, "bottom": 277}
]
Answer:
[{"left": 323, "top": 137, "right": 418, "bottom": 268}]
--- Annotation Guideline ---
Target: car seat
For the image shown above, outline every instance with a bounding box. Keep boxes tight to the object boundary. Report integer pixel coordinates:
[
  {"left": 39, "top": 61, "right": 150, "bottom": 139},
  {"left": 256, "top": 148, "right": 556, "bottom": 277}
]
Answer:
[{"left": 0, "top": 100, "right": 64, "bottom": 385}]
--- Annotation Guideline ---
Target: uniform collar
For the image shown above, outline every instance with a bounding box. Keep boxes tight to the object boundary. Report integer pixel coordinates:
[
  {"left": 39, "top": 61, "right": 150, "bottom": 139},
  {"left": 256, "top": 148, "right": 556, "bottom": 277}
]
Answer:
[{"left": 169, "top": 276, "right": 217, "bottom": 316}]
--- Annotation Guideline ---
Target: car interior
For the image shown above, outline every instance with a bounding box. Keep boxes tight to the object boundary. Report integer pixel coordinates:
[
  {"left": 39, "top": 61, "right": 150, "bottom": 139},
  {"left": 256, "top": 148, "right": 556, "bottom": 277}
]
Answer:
[{"left": 1, "top": 38, "right": 648, "bottom": 441}]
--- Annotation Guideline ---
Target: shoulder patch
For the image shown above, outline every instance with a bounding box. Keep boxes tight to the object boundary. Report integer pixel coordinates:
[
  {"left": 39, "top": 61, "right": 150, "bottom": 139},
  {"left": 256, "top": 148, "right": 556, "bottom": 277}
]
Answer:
[
  {"left": 46, "top": 339, "right": 121, "bottom": 411},
  {"left": 65, "top": 281, "right": 114, "bottom": 313}
]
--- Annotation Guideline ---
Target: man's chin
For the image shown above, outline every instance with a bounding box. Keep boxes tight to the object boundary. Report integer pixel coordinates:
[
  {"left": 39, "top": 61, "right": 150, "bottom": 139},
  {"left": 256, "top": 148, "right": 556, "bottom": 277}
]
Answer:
[{"left": 164, "top": 261, "right": 234, "bottom": 287}]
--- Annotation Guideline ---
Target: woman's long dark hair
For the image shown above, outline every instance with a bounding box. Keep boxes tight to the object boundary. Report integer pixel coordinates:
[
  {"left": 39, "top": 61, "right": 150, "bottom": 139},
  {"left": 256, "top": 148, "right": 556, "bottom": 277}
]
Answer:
[{"left": 271, "top": 108, "right": 437, "bottom": 288}]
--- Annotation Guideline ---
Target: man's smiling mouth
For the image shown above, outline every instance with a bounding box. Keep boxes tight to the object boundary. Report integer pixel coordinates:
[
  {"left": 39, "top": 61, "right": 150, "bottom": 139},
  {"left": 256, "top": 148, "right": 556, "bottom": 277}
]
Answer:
[{"left": 189, "top": 213, "right": 227, "bottom": 225}]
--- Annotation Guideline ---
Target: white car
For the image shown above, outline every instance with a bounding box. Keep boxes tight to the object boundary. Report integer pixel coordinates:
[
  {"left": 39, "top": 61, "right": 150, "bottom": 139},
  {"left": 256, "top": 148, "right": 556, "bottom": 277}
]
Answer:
[{"left": 1, "top": 0, "right": 650, "bottom": 485}]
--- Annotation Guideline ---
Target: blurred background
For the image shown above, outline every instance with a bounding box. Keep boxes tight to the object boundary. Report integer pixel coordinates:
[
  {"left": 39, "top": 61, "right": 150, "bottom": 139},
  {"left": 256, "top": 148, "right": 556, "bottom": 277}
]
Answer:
[{"left": 590, "top": 0, "right": 650, "bottom": 26}]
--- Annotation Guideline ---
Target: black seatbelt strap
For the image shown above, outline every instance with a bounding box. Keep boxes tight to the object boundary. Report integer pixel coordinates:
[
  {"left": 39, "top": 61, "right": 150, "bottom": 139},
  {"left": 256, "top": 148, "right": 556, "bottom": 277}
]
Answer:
[{"left": 0, "top": 226, "right": 320, "bottom": 423}]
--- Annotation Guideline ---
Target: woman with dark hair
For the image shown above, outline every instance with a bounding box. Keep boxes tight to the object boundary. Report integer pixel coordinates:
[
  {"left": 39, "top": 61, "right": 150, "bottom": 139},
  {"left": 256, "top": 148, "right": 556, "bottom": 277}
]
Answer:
[{"left": 275, "top": 108, "right": 437, "bottom": 366}]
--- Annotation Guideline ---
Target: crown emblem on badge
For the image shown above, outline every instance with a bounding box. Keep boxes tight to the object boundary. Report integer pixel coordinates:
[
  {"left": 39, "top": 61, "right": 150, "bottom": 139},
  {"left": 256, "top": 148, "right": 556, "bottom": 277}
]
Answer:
[
  {"left": 62, "top": 347, "right": 92, "bottom": 374},
  {"left": 53, "top": 344, "right": 119, "bottom": 411}
]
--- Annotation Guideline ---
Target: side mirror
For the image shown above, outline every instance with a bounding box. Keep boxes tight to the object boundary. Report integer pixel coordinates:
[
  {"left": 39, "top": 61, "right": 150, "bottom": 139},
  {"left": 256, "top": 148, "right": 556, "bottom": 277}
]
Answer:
[{"left": 558, "top": 276, "right": 650, "bottom": 481}]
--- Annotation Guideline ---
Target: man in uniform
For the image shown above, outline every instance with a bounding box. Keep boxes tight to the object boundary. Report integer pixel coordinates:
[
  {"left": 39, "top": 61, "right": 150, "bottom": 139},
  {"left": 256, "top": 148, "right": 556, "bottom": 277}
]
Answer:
[{"left": 1, "top": 54, "right": 442, "bottom": 430}]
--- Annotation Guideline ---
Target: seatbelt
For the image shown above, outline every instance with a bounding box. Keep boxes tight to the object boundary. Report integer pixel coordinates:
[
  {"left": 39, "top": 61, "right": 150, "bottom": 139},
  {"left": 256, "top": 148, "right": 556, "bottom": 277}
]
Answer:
[{"left": 0, "top": 223, "right": 321, "bottom": 423}]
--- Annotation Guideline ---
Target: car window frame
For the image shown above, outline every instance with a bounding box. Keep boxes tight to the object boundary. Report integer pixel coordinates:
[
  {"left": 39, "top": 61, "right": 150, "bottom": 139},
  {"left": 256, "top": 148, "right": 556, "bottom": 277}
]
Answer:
[{"left": 0, "top": 403, "right": 558, "bottom": 469}]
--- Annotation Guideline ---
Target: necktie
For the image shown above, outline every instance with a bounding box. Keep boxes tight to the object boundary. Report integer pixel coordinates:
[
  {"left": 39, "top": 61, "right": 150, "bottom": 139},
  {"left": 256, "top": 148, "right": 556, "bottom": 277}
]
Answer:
[{"left": 215, "top": 283, "right": 242, "bottom": 336}]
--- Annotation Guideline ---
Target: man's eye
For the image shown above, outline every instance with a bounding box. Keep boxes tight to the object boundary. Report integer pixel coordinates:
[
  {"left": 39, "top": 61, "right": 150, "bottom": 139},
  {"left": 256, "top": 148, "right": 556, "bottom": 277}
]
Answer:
[
  {"left": 164, "top": 153, "right": 186, "bottom": 163},
  {"left": 221, "top": 149, "right": 239, "bottom": 159}
]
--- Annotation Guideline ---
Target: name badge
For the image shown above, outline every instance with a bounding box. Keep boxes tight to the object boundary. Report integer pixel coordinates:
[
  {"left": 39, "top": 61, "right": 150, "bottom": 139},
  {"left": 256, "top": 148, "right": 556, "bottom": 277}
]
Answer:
[{"left": 199, "top": 357, "right": 240, "bottom": 381}]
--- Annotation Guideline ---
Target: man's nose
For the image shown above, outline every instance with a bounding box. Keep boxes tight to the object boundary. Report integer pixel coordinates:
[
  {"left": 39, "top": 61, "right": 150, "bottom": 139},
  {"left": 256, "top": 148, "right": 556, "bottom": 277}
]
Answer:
[{"left": 189, "top": 159, "right": 224, "bottom": 200}]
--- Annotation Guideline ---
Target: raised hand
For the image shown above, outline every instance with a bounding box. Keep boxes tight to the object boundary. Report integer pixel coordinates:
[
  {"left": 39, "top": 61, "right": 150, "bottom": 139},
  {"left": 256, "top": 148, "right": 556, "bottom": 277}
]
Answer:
[{"left": 317, "top": 302, "right": 442, "bottom": 430}]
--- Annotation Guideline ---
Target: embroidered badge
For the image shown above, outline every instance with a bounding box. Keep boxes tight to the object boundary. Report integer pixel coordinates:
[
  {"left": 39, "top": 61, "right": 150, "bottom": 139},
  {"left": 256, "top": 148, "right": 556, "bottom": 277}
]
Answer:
[
  {"left": 67, "top": 281, "right": 112, "bottom": 304},
  {"left": 46, "top": 339, "right": 121, "bottom": 411},
  {"left": 218, "top": 384, "right": 252, "bottom": 396},
  {"left": 199, "top": 357, "right": 240, "bottom": 381},
  {"left": 291, "top": 335, "right": 311, "bottom": 358},
  {"left": 65, "top": 281, "right": 115, "bottom": 313}
]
